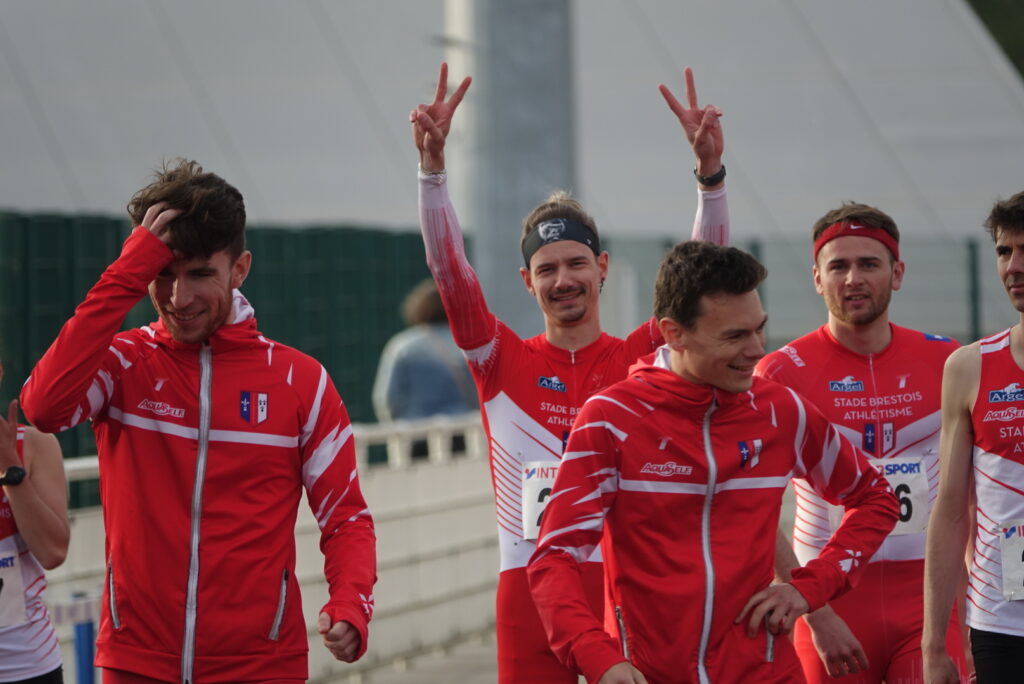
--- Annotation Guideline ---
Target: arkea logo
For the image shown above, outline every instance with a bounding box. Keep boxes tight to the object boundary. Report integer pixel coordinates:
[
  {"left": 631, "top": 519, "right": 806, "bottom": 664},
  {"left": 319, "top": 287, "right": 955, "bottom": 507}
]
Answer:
[
  {"left": 828, "top": 376, "right": 864, "bottom": 392},
  {"left": 137, "top": 399, "right": 185, "bottom": 419},
  {"left": 983, "top": 407, "right": 1024, "bottom": 422},
  {"left": 989, "top": 383, "right": 1024, "bottom": 404},
  {"left": 641, "top": 461, "right": 693, "bottom": 477},
  {"left": 538, "top": 375, "right": 567, "bottom": 392},
  {"left": 738, "top": 439, "right": 763, "bottom": 469},
  {"left": 240, "top": 391, "right": 268, "bottom": 425}
]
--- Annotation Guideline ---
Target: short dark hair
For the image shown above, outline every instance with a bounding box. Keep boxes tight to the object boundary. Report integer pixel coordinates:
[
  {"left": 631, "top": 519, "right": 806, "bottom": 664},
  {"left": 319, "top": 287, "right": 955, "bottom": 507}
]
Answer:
[
  {"left": 402, "top": 278, "right": 447, "bottom": 326},
  {"left": 812, "top": 202, "right": 899, "bottom": 250},
  {"left": 985, "top": 191, "right": 1024, "bottom": 241},
  {"left": 654, "top": 241, "right": 767, "bottom": 328},
  {"left": 127, "top": 159, "right": 246, "bottom": 260},
  {"left": 520, "top": 190, "right": 599, "bottom": 262}
]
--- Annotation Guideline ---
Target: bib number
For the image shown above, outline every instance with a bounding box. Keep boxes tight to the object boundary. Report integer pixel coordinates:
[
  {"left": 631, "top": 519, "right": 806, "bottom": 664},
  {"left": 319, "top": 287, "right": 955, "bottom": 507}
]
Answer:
[
  {"left": 829, "top": 457, "right": 928, "bottom": 536},
  {"left": 522, "top": 461, "right": 559, "bottom": 541},
  {"left": 997, "top": 521, "right": 1024, "bottom": 601},
  {"left": 0, "top": 553, "right": 26, "bottom": 627}
]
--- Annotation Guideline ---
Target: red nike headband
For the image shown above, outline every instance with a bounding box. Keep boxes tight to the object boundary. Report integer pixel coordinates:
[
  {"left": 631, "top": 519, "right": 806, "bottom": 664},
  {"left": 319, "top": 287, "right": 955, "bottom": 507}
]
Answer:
[{"left": 813, "top": 221, "right": 900, "bottom": 261}]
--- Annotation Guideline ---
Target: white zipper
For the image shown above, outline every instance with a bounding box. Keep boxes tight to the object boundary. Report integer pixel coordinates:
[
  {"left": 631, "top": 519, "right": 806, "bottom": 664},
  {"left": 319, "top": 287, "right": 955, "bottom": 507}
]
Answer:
[
  {"left": 615, "top": 605, "right": 630, "bottom": 659},
  {"left": 107, "top": 562, "right": 121, "bottom": 629},
  {"left": 696, "top": 396, "right": 718, "bottom": 684},
  {"left": 268, "top": 568, "right": 289, "bottom": 640},
  {"left": 181, "top": 345, "right": 213, "bottom": 684}
]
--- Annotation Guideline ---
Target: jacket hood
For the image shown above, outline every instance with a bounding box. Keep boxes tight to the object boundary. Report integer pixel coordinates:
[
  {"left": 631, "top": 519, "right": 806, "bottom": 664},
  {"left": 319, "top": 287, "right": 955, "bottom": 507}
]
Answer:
[{"left": 146, "top": 289, "right": 264, "bottom": 353}]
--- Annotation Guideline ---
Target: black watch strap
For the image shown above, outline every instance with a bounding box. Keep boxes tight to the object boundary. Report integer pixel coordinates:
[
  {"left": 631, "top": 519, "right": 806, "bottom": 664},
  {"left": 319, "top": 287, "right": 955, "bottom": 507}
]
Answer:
[
  {"left": 0, "top": 465, "right": 26, "bottom": 486},
  {"left": 694, "top": 164, "right": 726, "bottom": 187}
]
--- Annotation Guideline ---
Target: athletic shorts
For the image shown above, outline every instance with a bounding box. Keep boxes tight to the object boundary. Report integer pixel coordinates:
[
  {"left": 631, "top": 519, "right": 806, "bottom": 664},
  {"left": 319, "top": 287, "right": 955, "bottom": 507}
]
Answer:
[
  {"left": 793, "top": 559, "right": 968, "bottom": 683},
  {"left": 496, "top": 563, "right": 603, "bottom": 684}
]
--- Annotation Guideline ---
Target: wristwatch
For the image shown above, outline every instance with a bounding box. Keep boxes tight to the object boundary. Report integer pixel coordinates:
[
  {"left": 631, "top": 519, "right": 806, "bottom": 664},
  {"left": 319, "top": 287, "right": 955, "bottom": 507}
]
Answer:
[
  {"left": 0, "top": 466, "right": 26, "bottom": 486},
  {"left": 693, "top": 164, "right": 726, "bottom": 187}
]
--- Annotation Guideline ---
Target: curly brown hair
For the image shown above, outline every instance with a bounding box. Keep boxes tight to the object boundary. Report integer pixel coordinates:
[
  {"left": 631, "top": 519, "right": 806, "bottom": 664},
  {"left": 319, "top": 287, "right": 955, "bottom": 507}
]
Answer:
[{"left": 127, "top": 159, "right": 246, "bottom": 260}]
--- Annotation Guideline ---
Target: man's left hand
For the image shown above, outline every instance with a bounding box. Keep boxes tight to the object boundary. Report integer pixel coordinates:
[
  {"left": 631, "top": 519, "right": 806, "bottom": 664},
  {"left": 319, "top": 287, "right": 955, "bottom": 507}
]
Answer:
[
  {"left": 736, "top": 583, "right": 810, "bottom": 637},
  {"left": 318, "top": 612, "right": 361, "bottom": 662}
]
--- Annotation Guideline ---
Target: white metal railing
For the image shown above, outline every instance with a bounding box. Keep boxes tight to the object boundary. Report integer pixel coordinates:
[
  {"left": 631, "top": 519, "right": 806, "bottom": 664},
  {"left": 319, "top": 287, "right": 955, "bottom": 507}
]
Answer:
[
  {"left": 63, "top": 411, "right": 488, "bottom": 486},
  {"left": 53, "top": 413, "right": 498, "bottom": 683}
]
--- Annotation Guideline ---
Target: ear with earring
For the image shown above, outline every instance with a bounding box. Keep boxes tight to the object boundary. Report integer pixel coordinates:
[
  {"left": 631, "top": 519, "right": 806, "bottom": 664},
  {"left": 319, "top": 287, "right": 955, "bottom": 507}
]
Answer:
[{"left": 599, "top": 278, "right": 605, "bottom": 293}]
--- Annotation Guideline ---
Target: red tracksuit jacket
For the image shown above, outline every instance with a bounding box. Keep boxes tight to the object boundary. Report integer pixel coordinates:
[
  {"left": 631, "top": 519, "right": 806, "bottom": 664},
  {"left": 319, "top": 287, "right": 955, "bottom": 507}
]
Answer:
[
  {"left": 21, "top": 228, "right": 376, "bottom": 682},
  {"left": 528, "top": 349, "right": 898, "bottom": 683}
]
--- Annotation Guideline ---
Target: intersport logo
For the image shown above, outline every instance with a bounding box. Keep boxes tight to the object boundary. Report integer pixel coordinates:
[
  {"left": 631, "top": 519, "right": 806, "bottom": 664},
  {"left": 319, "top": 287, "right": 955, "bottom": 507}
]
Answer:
[
  {"left": 641, "top": 461, "right": 693, "bottom": 477},
  {"left": 137, "top": 399, "right": 185, "bottom": 418}
]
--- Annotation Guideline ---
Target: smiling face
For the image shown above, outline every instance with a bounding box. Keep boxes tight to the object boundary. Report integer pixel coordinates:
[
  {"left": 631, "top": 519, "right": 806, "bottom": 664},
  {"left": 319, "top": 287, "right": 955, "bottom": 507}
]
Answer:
[
  {"left": 521, "top": 241, "right": 608, "bottom": 327},
  {"left": 148, "top": 249, "right": 251, "bottom": 344},
  {"left": 814, "top": 235, "right": 903, "bottom": 328},
  {"left": 662, "top": 289, "right": 767, "bottom": 393},
  {"left": 995, "top": 227, "right": 1024, "bottom": 313}
]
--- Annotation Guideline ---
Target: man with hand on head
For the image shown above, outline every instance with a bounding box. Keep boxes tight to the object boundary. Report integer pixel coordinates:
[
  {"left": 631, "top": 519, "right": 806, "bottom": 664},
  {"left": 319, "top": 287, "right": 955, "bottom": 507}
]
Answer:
[
  {"left": 924, "top": 191, "right": 1024, "bottom": 684},
  {"left": 20, "top": 160, "right": 376, "bottom": 683},
  {"left": 0, "top": 361, "right": 69, "bottom": 684},
  {"left": 528, "top": 240, "right": 899, "bottom": 683},
  {"left": 756, "top": 204, "right": 968, "bottom": 682},
  {"left": 410, "top": 62, "right": 729, "bottom": 682}
]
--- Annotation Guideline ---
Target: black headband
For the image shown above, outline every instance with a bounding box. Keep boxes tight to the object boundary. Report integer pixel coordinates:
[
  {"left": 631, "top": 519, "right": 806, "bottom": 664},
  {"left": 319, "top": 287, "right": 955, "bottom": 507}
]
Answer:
[{"left": 521, "top": 218, "right": 600, "bottom": 267}]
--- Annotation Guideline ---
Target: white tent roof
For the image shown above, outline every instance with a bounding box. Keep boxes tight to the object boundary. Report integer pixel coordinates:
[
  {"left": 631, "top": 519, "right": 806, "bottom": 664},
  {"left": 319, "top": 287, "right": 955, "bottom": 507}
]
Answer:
[{"left": 2, "top": 0, "right": 1022, "bottom": 242}]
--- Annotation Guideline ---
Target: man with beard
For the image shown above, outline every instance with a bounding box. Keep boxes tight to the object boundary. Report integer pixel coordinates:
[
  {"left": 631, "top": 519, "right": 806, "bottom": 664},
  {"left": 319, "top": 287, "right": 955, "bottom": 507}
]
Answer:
[
  {"left": 410, "top": 63, "right": 729, "bottom": 682},
  {"left": 924, "top": 191, "right": 1024, "bottom": 683},
  {"left": 20, "top": 160, "right": 376, "bottom": 683},
  {"left": 755, "top": 203, "right": 968, "bottom": 682}
]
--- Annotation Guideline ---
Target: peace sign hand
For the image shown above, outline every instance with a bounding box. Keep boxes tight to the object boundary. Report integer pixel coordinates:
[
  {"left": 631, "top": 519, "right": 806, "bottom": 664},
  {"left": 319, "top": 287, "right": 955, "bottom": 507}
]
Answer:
[
  {"left": 658, "top": 67, "right": 723, "bottom": 177},
  {"left": 410, "top": 62, "right": 472, "bottom": 173}
]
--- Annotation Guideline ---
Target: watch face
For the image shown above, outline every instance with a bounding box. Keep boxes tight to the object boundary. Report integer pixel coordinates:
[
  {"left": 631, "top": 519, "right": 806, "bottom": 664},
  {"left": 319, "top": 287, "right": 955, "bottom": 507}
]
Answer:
[{"left": 1, "top": 465, "right": 25, "bottom": 485}]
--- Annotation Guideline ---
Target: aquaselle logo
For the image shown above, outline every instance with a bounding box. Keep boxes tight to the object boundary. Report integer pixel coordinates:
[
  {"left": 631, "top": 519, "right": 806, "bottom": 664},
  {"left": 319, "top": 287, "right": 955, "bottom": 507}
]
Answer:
[
  {"left": 537, "top": 375, "right": 567, "bottom": 392},
  {"left": 137, "top": 399, "right": 186, "bottom": 419},
  {"left": 640, "top": 461, "right": 693, "bottom": 477},
  {"left": 828, "top": 376, "right": 864, "bottom": 392},
  {"left": 988, "top": 383, "right": 1024, "bottom": 404},
  {"left": 982, "top": 406, "right": 1024, "bottom": 422}
]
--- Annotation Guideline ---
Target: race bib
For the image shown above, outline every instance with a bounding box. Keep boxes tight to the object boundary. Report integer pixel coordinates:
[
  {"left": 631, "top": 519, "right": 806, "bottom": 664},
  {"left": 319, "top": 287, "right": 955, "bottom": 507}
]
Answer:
[
  {"left": 829, "top": 457, "right": 928, "bottom": 536},
  {"left": 521, "top": 461, "right": 559, "bottom": 541},
  {"left": 0, "top": 552, "right": 27, "bottom": 627},
  {"left": 997, "top": 521, "right": 1024, "bottom": 601}
]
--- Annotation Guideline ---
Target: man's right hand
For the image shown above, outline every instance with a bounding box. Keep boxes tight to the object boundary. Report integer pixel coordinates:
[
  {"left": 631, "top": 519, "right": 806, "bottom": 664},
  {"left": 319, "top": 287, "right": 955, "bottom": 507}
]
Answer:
[
  {"left": 804, "top": 604, "right": 869, "bottom": 678},
  {"left": 598, "top": 661, "right": 648, "bottom": 684},
  {"left": 141, "top": 201, "right": 182, "bottom": 245},
  {"left": 410, "top": 62, "right": 472, "bottom": 173},
  {"left": 658, "top": 67, "right": 724, "bottom": 182}
]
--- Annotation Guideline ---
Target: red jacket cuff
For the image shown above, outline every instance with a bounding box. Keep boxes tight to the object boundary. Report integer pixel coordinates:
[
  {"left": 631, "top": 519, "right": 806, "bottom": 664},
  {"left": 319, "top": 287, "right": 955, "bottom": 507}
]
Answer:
[{"left": 789, "top": 559, "right": 847, "bottom": 612}]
